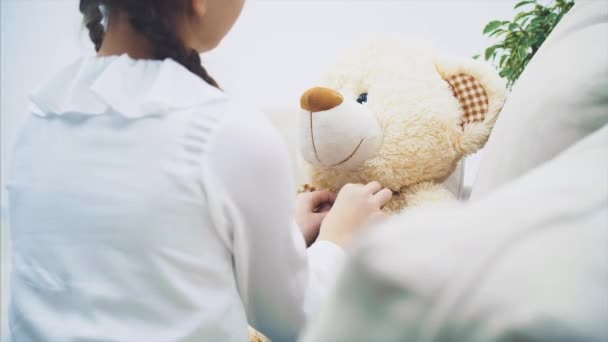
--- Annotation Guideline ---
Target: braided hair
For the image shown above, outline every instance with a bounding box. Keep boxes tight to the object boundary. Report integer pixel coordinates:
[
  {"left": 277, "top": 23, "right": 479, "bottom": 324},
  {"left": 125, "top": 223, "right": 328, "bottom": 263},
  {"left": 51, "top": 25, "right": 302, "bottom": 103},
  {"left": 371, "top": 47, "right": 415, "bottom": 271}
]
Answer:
[{"left": 79, "top": 0, "right": 219, "bottom": 88}]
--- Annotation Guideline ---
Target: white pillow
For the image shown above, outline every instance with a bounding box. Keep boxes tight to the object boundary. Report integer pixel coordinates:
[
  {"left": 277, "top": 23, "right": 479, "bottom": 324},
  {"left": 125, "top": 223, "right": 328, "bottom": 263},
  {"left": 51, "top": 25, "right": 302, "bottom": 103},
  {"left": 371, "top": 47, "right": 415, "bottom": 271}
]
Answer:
[{"left": 471, "top": 0, "right": 608, "bottom": 199}]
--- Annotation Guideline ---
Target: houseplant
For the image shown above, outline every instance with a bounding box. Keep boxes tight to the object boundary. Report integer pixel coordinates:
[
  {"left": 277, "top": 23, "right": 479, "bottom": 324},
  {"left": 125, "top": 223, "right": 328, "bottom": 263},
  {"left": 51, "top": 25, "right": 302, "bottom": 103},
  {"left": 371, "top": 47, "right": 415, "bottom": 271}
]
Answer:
[{"left": 476, "top": 0, "right": 575, "bottom": 88}]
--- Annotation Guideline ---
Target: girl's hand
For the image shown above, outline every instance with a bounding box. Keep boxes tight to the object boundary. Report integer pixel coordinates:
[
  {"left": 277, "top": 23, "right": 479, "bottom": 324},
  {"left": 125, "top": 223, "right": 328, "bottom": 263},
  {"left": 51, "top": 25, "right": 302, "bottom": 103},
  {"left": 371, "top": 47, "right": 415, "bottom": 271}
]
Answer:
[
  {"left": 318, "top": 182, "right": 392, "bottom": 248},
  {"left": 295, "top": 189, "right": 337, "bottom": 246}
]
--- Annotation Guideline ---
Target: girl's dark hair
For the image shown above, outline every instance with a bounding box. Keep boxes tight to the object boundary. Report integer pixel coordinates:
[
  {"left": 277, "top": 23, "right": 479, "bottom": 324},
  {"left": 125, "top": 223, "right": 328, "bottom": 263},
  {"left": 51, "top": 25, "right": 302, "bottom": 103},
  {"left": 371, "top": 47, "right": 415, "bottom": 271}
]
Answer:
[{"left": 79, "top": 0, "right": 219, "bottom": 88}]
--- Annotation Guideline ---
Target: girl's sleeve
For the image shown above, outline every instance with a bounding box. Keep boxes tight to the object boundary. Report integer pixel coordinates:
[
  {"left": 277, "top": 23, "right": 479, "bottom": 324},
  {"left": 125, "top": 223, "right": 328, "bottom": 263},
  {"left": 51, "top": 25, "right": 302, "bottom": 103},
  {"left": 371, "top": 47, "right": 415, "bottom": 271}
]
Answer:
[{"left": 204, "top": 110, "right": 344, "bottom": 341}]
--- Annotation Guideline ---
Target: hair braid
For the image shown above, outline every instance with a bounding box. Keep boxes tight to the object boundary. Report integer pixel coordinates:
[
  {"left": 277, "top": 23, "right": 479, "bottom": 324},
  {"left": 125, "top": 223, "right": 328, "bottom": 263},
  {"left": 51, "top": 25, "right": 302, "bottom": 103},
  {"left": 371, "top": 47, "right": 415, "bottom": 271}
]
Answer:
[
  {"left": 126, "top": 3, "right": 220, "bottom": 88},
  {"left": 79, "top": 0, "right": 219, "bottom": 88},
  {"left": 79, "top": 0, "right": 105, "bottom": 52}
]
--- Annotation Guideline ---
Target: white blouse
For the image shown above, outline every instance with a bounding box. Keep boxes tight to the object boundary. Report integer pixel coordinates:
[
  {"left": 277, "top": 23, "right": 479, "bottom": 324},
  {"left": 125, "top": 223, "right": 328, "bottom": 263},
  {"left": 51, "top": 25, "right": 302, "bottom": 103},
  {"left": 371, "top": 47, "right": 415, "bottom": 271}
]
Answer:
[{"left": 7, "top": 55, "right": 344, "bottom": 342}]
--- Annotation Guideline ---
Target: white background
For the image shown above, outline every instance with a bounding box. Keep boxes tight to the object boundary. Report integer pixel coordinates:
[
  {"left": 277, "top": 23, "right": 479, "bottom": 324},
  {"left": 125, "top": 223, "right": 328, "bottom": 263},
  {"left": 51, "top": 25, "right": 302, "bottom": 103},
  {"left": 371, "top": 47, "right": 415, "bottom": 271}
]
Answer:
[{"left": 0, "top": 0, "right": 518, "bottom": 335}]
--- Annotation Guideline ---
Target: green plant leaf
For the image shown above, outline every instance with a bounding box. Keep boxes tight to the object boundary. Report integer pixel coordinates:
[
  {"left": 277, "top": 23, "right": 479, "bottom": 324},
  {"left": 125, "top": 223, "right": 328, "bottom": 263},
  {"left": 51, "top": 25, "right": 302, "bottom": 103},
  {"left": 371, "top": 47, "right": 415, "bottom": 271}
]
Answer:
[
  {"left": 477, "top": 0, "right": 574, "bottom": 89},
  {"left": 489, "top": 29, "right": 507, "bottom": 37},
  {"left": 519, "top": 17, "right": 532, "bottom": 28},
  {"left": 484, "top": 45, "right": 499, "bottom": 61},
  {"left": 530, "top": 16, "right": 544, "bottom": 25},
  {"left": 514, "top": 10, "right": 533, "bottom": 22},
  {"left": 472, "top": 54, "right": 480, "bottom": 60},
  {"left": 508, "top": 22, "right": 519, "bottom": 31},
  {"left": 483, "top": 20, "right": 503, "bottom": 34},
  {"left": 499, "top": 54, "right": 508, "bottom": 67},
  {"left": 517, "top": 46, "right": 528, "bottom": 60},
  {"left": 514, "top": 0, "right": 536, "bottom": 9}
]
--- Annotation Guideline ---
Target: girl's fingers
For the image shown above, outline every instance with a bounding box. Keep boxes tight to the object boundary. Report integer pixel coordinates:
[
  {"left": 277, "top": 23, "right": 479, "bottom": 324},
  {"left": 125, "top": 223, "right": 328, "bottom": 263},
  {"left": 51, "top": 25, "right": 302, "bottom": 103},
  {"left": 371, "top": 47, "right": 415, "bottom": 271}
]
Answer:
[
  {"left": 311, "top": 189, "right": 337, "bottom": 207},
  {"left": 373, "top": 188, "right": 393, "bottom": 206},
  {"left": 364, "top": 181, "right": 383, "bottom": 194},
  {"left": 314, "top": 211, "right": 329, "bottom": 221},
  {"left": 314, "top": 202, "right": 333, "bottom": 213}
]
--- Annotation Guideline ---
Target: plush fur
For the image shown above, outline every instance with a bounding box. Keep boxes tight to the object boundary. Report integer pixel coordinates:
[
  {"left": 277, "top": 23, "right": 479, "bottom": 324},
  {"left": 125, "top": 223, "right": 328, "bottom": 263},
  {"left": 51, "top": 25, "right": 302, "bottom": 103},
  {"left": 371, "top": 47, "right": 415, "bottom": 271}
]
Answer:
[
  {"left": 248, "top": 326, "right": 268, "bottom": 342},
  {"left": 298, "top": 40, "right": 507, "bottom": 212}
]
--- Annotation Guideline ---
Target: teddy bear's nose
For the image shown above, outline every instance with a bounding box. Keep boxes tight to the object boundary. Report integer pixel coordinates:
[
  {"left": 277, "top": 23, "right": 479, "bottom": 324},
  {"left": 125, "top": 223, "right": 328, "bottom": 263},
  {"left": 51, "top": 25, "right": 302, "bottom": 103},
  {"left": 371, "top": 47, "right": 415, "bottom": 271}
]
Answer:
[{"left": 300, "top": 87, "right": 344, "bottom": 112}]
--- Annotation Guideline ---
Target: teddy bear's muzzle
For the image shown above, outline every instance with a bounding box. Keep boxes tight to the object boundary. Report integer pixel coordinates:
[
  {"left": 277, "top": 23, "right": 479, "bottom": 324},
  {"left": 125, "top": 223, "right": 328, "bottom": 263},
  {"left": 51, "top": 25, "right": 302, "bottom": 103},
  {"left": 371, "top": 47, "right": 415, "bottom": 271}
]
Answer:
[{"left": 299, "top": 87, "right": 383, "bottom": 170}]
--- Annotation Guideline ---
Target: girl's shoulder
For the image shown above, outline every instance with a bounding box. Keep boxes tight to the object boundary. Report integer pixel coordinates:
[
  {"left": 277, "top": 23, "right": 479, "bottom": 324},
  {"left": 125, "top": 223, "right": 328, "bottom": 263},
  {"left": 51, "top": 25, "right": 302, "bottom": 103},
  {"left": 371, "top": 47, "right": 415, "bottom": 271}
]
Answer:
[{"left": 29, "top": 54, "right": 231, "bottom": 120}]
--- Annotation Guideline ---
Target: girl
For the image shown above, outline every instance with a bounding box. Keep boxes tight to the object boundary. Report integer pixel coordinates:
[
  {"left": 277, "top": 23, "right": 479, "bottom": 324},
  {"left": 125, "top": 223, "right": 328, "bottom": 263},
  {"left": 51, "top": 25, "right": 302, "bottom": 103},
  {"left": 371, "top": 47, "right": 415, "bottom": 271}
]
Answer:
[{"left": 7, "top": 0, "right": 392, "bottom": 341}]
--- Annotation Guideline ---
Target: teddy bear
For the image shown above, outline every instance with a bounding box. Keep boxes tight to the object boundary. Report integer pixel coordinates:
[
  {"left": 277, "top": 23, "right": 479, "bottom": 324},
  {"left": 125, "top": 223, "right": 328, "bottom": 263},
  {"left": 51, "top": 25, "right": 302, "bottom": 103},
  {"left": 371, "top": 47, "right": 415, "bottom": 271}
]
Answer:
[
  {"left": 247, "top": 40, "right": 506, "bottom": 342},
  {"left": 297, "top": 40, "right": 507, "bottom": 212}
]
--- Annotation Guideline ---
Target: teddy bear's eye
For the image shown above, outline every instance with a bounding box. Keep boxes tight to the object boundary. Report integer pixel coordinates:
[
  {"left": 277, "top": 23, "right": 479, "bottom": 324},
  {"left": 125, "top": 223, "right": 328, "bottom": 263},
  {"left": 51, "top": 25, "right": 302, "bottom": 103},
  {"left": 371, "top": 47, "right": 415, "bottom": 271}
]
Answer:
[{"left": 356, "top": 93, "right": 368, "bottom": 104}]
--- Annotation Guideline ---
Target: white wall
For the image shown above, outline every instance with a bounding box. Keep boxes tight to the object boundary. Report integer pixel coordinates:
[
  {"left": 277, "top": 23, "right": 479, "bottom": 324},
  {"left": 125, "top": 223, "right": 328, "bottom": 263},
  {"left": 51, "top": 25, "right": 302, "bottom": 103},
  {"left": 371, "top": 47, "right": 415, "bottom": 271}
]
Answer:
[
  {"left": 1, "top": 0, "right": 92, "bottom": 210},
  {"left": 206, "top": 0, "right": 515, "bottom": 109}
]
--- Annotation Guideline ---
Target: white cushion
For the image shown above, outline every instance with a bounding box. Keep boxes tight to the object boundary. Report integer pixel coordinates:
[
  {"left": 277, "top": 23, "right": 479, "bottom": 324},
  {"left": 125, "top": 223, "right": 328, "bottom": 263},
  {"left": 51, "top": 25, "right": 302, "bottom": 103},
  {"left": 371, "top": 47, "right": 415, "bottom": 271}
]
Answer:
[{"left": 471, "top": 0, "right": 608, "bottom": 199}]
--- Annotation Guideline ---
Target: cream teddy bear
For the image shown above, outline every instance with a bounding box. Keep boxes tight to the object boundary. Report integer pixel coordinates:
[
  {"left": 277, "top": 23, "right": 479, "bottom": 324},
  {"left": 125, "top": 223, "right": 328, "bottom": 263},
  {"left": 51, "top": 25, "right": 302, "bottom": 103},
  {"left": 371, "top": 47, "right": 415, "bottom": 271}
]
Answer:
[
  {"left": 298, "top": 40, "right": 507, "bottom": 212},
  {"left": 248, "top": 40, "right": 507, "bottom": 342}
]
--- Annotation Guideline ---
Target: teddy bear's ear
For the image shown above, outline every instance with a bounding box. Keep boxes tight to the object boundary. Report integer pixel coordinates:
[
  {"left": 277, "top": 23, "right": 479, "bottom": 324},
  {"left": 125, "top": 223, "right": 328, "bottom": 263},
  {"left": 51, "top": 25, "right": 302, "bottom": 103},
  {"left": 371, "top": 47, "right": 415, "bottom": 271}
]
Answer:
[{"left": 435, "top": 57, "right": 507, "bottom": 155}]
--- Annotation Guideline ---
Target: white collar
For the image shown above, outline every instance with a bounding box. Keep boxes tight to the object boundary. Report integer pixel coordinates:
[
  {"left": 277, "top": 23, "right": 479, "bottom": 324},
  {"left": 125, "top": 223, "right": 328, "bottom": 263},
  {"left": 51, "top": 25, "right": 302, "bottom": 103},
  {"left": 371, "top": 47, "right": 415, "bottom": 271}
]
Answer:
[{"left": 30, "top": 54, "right": 227, "bottom": 118}]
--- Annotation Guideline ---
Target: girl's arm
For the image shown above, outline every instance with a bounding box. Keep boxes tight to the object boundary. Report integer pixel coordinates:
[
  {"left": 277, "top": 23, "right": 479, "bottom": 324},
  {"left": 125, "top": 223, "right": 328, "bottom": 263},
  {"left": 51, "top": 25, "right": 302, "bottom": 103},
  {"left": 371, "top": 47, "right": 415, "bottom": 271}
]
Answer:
[{"left": 205, "top": 109, "right": 344, "bottom": 341}]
